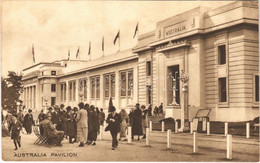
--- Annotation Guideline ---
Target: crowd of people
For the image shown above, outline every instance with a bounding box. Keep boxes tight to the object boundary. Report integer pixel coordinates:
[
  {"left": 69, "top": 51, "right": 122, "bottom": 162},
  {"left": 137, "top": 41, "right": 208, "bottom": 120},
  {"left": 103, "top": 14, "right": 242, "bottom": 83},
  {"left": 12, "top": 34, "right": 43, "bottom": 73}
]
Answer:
[{"left": 2, "top": 102, "right": 163, "bottom": 150}]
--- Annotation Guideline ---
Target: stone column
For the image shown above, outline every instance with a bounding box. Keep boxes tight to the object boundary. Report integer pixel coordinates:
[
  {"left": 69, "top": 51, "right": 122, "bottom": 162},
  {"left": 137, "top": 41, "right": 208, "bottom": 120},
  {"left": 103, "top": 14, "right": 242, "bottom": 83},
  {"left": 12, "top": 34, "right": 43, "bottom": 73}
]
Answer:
[
  {"left": 66, "top": 81, "right": 69, "bottom": 107},
  {"left": 100, "top": 73, "right": 104, "bottom": 108}
]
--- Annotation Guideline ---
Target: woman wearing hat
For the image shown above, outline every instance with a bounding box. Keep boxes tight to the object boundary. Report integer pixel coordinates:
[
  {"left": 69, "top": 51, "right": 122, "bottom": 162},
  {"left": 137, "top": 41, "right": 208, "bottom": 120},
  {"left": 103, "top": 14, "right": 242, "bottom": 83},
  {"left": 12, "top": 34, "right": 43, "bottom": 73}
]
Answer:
[
  {"left": 106, "top": 106, "right": 121, "bottom": 150},
  {"left": 23, "top": 109, "right": 35, "bottom": 134},
  {"left": 119, "top": 108, "right": 129, "bottom": 141}
]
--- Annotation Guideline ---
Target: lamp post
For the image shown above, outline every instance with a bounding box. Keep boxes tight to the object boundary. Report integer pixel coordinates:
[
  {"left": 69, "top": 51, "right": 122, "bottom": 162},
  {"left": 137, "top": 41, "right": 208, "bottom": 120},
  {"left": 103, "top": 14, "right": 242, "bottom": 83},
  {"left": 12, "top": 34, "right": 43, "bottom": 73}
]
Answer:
[
  {"left": 43, "top": 80, "right": 48, "bottom": 114},
  {"left": 170, "top": 72, "right": 179, "bottom": 106},
  {"left": 16, "top": 101, "right": 21, "bottom": 113}
]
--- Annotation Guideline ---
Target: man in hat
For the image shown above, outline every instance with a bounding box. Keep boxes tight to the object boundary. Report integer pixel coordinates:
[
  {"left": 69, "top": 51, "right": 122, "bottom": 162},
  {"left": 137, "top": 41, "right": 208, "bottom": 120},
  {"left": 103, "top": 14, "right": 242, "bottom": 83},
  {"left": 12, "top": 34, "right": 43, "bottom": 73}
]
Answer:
[
  {"left": 76, "top": 102, "right": 88, "bottom": 147},
  {"left": 23, "top": 109, "right": 35, "bottom": 134},
  {"left": 40, "top": 113, "right": 64, "bottom": 146}
]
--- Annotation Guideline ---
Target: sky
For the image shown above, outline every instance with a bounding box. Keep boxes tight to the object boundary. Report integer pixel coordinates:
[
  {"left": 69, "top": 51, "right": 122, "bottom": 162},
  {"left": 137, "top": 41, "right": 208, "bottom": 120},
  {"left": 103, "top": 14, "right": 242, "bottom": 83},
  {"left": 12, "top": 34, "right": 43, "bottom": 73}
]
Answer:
[{"left": 1, "top": 0, "right": 234, "bottom": 77}]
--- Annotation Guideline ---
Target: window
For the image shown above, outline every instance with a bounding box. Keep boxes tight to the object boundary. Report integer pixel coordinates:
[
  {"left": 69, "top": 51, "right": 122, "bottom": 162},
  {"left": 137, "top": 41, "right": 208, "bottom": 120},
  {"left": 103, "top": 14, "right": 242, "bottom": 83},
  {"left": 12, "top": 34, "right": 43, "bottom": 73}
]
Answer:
[
  {"left": 120, "top": 70, "right": 134, "bottom": 97},
  {"left": 128, "top": 70, "right": 133, "bottom": 96},
  {"left": 96, "top": 77, "right": 100, "bottom": 98},
  {"left": 255, "top": 75, "right": 259, "bottom": 102},
  {"left": 64, "top": 84, "right": 66, "bottom": 101},
  {"left": 83, "top": 79, "right": 87, "bottom": 100},
  {"left": 104, "top": 73, "right": 116, "bottom": 98},
  {"left": 218, "top": 77, "right": 227, "bottom": 102},
  {"left": 120, "top": 72, "right": 126, "bottom": 96},
  {"left": 60, "top": 83, "right": 66, "bottom": 101},
  {"left": 91, "top": 78, "right": 95, "bottom": 98},
  {"left": 146, "top": 61, "right": 152, "bottom": 76},
  {"left": 69, "top": 81, "right": 75, "bottom": 101},
  {"left": 51, "top": 97, "right": 56, "bottom": 106},
  {"left": 218, "top": 45, "right": 226, "bottom": 65},
  {"left": 104, "top": 75, "right": 110, "bottom": 97},
  {"left": 51, "top": 71, "right": 56, "bottom": 75},
  {"left": 51, "top": 84, "right": 56, "bottom": 92}
]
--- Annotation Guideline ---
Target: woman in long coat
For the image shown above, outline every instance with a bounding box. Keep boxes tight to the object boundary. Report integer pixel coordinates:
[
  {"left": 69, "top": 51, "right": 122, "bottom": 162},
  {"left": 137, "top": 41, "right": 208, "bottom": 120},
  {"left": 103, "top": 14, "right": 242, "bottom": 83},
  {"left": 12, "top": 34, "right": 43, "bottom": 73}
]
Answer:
[
  {"left": 119, "top": 109, "right": 129, "bottom": 141},
  {"left": 89, "top": 105, "right": 100, "bottom": 145},
  {"left": 132, "top": 103, "right": 143, "bottom": 140},
  {"left": 11, "top": 116, "right": 22, "bottom": 150},
  {"left": 66, "top": 106, "right": 75, "bottom": 143},
  {"left": 23, "top": 109, "right": 34, "bottom": 134}
]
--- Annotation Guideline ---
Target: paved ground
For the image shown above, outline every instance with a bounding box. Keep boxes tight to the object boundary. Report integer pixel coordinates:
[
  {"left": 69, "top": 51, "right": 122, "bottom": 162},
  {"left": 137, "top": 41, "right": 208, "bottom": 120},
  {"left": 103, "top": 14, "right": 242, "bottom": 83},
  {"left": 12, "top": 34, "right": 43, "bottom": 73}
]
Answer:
[{"left": 1, "top": 129, "right": 259, "bottom": 162}]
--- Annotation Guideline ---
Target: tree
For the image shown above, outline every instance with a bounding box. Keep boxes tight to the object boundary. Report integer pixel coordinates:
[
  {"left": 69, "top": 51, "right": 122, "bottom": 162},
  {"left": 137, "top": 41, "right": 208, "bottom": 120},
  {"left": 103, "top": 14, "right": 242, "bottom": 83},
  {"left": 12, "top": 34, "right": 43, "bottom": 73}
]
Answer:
[{"left": 1, "top": 71, "right": 23, "bottom": 114}]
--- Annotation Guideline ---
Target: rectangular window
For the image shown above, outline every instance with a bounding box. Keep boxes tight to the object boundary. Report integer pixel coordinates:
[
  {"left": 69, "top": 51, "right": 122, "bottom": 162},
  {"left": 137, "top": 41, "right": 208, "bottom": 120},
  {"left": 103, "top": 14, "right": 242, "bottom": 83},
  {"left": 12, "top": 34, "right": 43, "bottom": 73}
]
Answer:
[
  {"left": 73, "top": 81, "right": 76, "bottom": 100},
  {"left": 96, "top": 77, "right": 100, "bottom": 98},
  {"left": 146, "top": 61, "right": 151, "bottom": 76},
  {"left": 69, "top": 82, "right": 72, "bottom": 101},
  {"left": 219, "top": 77, "right": 227, "bottom": 102},
  {"left": 255, "top": 75, "right": 259, "bottom": 102},
  {"left": 83, "top": 79, "right": 87, "bottom": 100},
  {"left": 91, "top": 77, "right": 95, "bottom": 98},
  {"left": 51, "top": 84, "right": 56, "bottom": 92},
  {"left": 128, "top": 70, "right": 133, "bottom": 96},
  {"left": 120, "top": 72, "right": 126, "bottom": 96},
  {"left": 51, "top": 71, "right": 56, "bottom": 75},
  {"left": 61, "top": 84, "right": 63, "bottom": 101},
  {"left": 111, "top": 74, "right": 115, "bottom": 97},
  {"left": 51, "top": 97, "right": 56, "bottom": 106},
  {"left": 104, "top": 75, "right": 109, "bottom": 97},
  {"left": 218, "top": 45, "right": 226, "bottom": 65},
  {"left": 64, "top": 83, "right": 66, "bottom": 101}
]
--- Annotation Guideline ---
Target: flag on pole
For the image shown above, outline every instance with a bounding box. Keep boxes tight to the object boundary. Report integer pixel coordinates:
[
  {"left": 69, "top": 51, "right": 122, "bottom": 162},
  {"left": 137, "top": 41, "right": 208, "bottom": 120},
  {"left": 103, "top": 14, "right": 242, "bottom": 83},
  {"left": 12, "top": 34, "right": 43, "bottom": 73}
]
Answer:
[
  {"left": 113, "top": 30, "right": 120, "bottom": 45},
  {"left": 67, "top": 50, "right": 70, "bottom": 60},
  {"left": 88, "top": 42, "right": 91, "bottom": 55},
  {"left": 32, "top": 44, "right": 35, "bottom": 63},
  {"left": 133, "top": 22, "right": 139, "bottom": 38},
  {"left": 76, "top": 46, "right": 80, "bottom": 59},
  {"left": 102, "top": 36, "right": 104, "bottom": 52}
]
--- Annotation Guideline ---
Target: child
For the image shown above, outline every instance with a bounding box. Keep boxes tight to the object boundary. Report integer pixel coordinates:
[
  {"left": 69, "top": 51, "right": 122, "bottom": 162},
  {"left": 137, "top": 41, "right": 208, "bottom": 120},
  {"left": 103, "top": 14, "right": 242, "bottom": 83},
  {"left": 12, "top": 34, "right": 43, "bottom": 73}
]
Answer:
[{"left": 11, "top": 115, "right": 22, "bottom": 150}]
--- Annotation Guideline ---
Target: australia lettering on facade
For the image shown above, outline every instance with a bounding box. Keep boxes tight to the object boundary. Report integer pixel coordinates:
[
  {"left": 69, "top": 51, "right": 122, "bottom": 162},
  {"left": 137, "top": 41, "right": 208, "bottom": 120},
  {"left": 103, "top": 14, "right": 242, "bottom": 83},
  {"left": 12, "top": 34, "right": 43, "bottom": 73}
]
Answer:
[{"left": 165, "top": 25, "right": 186, "bottom": 37}]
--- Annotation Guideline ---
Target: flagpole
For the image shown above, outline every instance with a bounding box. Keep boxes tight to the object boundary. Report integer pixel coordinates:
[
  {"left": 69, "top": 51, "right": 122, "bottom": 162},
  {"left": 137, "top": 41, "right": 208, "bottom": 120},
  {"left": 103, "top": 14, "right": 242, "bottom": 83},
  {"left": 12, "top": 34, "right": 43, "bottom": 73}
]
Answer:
[
  {"left": 118, "top": 30, "right": 120, "bottom": 52},
  {"left": 102, "top": 36, "right": 104, "bottom": 57},
  {"left": 78, "top": 46, "right": 80, "bottom": 62}
]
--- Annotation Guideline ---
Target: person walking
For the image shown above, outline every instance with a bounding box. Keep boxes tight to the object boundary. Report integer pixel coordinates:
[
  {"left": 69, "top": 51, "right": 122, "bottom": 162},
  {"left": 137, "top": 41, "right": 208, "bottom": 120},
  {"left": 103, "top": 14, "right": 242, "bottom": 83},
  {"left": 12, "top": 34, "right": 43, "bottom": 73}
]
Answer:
[
  {"left": 106, "top": 106, "right": 121, "bottom": 150},
  {"left": 76, "top": 102, "right": 88, "bottom": 147},
  {"left": 119, "top": 108, "right": 129, "bottom": 141},
  {"left": 23, "top": 109, "right": 34, "bottom": 134},
  {"left": 10, "top": 115, "right": 22, "bottom": 150},
  {"left": 132, "top": 103, "right": 143, "bottom": 140},
  {"left": 141, "top": 105, "right": 148, "bottom": 139},
  {"left": 89, "top": 105, "right": 100, "bottom": 145}
]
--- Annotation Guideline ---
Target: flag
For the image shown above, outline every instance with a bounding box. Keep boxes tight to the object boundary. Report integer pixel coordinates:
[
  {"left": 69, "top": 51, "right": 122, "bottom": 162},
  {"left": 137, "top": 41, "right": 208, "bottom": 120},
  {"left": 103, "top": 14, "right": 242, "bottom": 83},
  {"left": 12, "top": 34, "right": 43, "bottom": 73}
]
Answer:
[
  {"left": 76, "top": 46, "right": 80, "bottom": 58},
  {"left": 133, "top": 22, "right": 139, "bottom": 38},
  {"left": 102, "top": 36, "right": 104, "bottom": 52},
  {"left": 88, "top": 42, "right": 91, "bottom": 55},
  {"left": 113, "top": 30, "right": 120, "bottom": 45},
  {"left": 32, "top": 44, "right": 35, "bottom": 63},
  {"left": 108, "top": 97, "right": 114, "bottom": 112},
  {"left": 67, "top": 50, "right": 70, "bottom": 60}
]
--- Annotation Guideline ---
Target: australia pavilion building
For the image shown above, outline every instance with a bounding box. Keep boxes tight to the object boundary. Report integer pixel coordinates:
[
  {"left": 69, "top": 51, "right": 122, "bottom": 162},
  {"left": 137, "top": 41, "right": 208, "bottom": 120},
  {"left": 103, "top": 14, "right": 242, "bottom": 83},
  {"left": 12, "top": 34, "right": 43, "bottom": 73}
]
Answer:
[{"left": 21, "top": 1, "right": 259, "bottom": 131}]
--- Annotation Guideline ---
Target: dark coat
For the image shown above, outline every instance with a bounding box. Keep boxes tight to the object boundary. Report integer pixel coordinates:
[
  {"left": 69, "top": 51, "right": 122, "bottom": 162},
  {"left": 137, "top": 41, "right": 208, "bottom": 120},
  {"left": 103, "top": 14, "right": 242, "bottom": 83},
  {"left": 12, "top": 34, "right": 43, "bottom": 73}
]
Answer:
[
  {"left": 60, "top": 110, "right": 67, "bottom": 132},
  {"left": 88, "top": 110, "right": 93, "bottom": 131},
  {"left": 91, "top": 111, "right": 100, "bottom": 132},
  {"left": 11, "top": 121, "right": 22, "bottom": 141},
  {"left": 67, "top": 111, "right": 75, "bottom": 137},
  {"left": 99, "top": 112, "right": 105, "bottom": 124},
  {"left": 23, "top": 113, "right": 34, "bottom": 133},
  {"left": 38, "top": 113, "right": 45, "bottom": 122},
  {"left": 106, "top": 112, "right": 121, "bottom": 132},
  {"left": 132, "top": 108, "right": 143, "bottom": 135},
  {"left": 51, "top": 112, "right": 59, "bottom": 125}
]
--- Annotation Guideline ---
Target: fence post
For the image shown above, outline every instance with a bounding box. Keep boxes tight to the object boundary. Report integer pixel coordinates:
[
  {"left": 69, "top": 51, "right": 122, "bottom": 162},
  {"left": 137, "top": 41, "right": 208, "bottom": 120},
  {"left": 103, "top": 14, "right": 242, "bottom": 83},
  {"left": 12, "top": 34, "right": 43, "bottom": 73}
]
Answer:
[
  {"left": 226, "top": 134, "right": 232, "bottom": 159},
  {"left": 175, "top": 121, "right": 178, "bottom": 133},
  {"left": 167, "top": 129, "right": 172, "bottom": 149},
  {"left": 127, "top": 126, "right": 132, "bottom": 144},
  {"left": 145, "top": 127, "right": 150, "bottom": 146},
  {"left": 149, "top": 121, "right": 152, "bottom": 132},
  {"left": 246, "top": 122, "right": 250, "bottom": 139},
  {"left": 162, "top": 121, "right": 165, "bottom": 132},
  {"left": 190, "top": 121, "right": 193, "bottom": 134},
  {"left": 207, "top": 121, "right": 210, "bottom": 135},
  {"left": 225, "top": 122, "right": 228, "bottom": 137},
  {"left": 99, "top": 125, "right": 103, "bottom": 140},
  {"left": 193, "top": 132, "right": 198, "bottom": 153}
]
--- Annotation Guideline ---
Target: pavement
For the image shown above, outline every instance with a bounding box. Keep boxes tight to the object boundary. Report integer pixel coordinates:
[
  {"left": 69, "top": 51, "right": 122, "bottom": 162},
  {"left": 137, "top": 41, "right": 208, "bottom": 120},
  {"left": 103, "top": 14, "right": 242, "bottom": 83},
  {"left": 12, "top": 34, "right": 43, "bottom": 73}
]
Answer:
[{"left": 1, "top": 129, "right": 259, "bottom": 162}]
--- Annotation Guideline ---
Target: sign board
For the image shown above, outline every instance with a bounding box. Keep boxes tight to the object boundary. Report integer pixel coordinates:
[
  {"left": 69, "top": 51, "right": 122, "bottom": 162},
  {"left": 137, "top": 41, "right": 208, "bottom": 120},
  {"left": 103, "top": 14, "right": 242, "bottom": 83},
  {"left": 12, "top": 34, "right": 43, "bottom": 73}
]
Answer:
[
  {"left": 192, "top": 118, "right": 199, "bottom": 132},
  {"left": 195, "top": 109, "right": 211, "bottom": 118}
]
